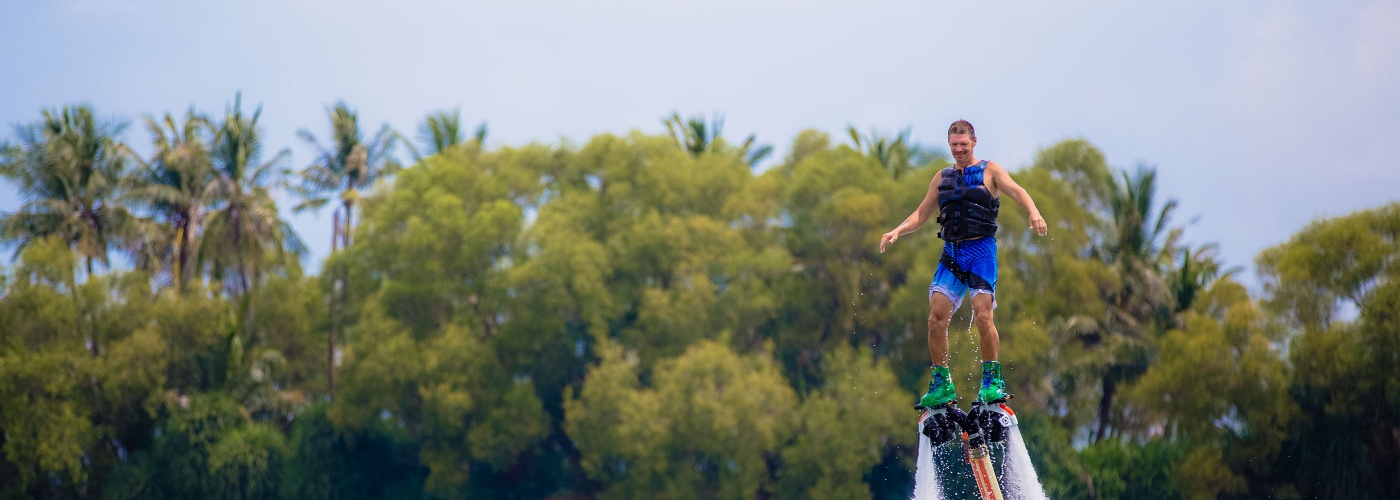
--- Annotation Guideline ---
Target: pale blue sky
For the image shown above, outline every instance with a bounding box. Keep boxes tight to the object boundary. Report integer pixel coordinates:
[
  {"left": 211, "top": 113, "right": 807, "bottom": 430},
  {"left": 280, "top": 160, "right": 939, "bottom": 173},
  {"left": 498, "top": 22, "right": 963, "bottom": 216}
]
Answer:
[{"left": 3, "top": 0, "right": 1398, "bottom": 289}]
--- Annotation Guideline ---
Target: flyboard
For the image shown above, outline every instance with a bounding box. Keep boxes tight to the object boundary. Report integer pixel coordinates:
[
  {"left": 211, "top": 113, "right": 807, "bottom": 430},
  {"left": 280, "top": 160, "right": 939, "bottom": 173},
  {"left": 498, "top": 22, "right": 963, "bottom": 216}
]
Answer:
[{"left": 912, "top": 397, "right": 1046, "bottom": 500}]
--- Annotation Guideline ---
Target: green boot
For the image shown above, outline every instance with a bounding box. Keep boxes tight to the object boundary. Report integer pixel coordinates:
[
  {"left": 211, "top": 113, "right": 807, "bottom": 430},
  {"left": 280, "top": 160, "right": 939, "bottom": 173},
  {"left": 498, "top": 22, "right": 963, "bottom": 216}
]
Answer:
[
  {"left": 977, "top": 361, "right": 1010, "bottom": 403},
  {"left": 917, "top": 365, "right": 957, "bottom": 409}
]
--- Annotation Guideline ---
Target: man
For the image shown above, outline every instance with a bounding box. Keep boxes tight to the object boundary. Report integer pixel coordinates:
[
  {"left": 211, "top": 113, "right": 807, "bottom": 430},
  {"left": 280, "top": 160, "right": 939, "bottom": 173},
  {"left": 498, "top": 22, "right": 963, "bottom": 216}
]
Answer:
[{"left": 879, "top": 119, "right": 1047, "bottom": 410}]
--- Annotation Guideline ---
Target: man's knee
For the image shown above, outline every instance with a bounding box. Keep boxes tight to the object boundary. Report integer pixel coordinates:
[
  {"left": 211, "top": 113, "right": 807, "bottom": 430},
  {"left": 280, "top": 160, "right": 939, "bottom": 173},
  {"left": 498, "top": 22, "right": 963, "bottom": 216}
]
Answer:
[
  {"left": 974, "top": 313, "right": 995, "bottom": 333},
  {"left": 929, "top": 293, "right": 955, "bottom": 324},
  {"left": 929, "top": 307, "right": 952, "bottom": 326},
  {"left": 971, "top": 295, "right": 995, "bottom": 322}
]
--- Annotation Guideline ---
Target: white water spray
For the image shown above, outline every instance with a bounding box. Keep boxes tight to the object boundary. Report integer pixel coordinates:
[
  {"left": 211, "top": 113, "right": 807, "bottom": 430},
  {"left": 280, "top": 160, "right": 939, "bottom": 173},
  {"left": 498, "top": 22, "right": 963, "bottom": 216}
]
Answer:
[
  {"left": 910, "top": 416, "right": 945, "bottom": 500},
  {"left": 1000, "top": 426, "right": 1048, "bottom": 500},
  {"left": 911, "top": 416, "right": 1048, "bottom": 500},
  {"left": 960, "top": 309, "right": 978, "bottom": 387}
]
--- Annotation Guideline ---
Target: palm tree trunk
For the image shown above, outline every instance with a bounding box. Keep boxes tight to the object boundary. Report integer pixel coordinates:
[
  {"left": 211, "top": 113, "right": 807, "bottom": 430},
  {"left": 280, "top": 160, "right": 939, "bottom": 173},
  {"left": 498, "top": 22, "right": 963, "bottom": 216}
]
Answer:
[
  {"left": 343, "top": 202, "right": 353, "bottom": 249},
  {"left": 73, "top": 274, "right": 99, "bottom": 358},
  {"left": 331, "top": 209, "right": 340, "bottom": 253},
  {"left": 232, "top": 204, "right": 251, "bottom": 295},
  {"left": 1096, "top": 376, "right": 1117, "bottom": 442},
  {"left": 245, "top": 264, "right": 259, "bottom": 342},
  {"left": 176, "top": 218, "right": 191, "bottom": 291},
  {"left": 328, "top": 291, "right": 337, "bottom": 396},
  {"left": 238, "top": 256, "right": 251, "bottom": 295},
  {"left": 327, "top": 210, "right": 341, "bottom": 396},
  {"left": 331, "top": 202, "right": 355, "bottom": 396},
  {"left": 230, "top": 208, "right": 259, "bottom": 345},
  {"left": 237, "top": 252, "right": 254, "bottom": 345}
]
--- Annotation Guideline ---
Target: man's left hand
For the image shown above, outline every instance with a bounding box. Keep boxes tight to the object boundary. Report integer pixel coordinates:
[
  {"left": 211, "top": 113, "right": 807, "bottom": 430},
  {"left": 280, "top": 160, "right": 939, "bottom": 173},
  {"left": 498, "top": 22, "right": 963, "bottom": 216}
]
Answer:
[{"left": 1029, "top": 213, "right": 1048, "bottom": 236}]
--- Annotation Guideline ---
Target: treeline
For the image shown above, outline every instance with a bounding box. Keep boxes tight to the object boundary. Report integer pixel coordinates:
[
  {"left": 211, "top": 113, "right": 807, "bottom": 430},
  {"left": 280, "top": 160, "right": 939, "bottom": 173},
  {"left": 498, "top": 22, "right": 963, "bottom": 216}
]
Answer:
[{"left": 0, "top": 97, "right": 1395, "bottom": 499}]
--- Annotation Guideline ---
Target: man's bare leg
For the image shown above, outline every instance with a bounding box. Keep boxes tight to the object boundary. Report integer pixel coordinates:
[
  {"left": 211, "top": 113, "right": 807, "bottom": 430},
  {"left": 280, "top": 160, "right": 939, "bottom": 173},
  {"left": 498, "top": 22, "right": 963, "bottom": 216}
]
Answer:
[
  {"left": 928, "top": 292, "right": 955, "bottom": 365},
  {"left": 970, "top": 293, "right": 998, "bottom": 361},
  {"left": 917, "top": 292, "right": 960, "bottom": 409},
  {"left": 970, "top": 293, "right": 1008, "bottom": 402}
]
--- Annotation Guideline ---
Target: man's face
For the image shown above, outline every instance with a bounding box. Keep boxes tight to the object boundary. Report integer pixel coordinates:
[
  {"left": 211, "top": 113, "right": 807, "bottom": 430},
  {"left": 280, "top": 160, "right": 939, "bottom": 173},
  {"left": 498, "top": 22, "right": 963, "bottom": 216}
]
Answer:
[{"left": 948, "top": 134, "right": 976, "bottom": 164}]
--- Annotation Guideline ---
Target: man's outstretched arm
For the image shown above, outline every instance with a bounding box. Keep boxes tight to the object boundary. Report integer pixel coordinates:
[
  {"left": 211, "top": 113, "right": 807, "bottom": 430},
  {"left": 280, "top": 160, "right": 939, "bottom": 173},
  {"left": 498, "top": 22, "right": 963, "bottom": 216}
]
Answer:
[
  {"left": 880, "top": 170, "right": 943, "bottom": 253},
  {"left": 988, "top": 162, "right": 1048, "bottom": 236}
]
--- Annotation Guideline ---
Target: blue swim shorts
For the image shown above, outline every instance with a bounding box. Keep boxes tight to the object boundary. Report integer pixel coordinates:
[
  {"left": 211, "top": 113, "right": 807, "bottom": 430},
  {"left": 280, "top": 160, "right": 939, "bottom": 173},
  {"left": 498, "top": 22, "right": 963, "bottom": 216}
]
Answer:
[{"left": 928, "top": 237, "right": 998, "bottom": 312}]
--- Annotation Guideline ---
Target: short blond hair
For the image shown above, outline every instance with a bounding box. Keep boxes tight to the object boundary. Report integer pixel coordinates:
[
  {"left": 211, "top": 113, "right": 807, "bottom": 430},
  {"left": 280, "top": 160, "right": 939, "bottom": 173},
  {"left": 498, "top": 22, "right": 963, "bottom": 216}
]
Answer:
[{"left": 947, "top": 120, "right": 975, "bottom": 139}]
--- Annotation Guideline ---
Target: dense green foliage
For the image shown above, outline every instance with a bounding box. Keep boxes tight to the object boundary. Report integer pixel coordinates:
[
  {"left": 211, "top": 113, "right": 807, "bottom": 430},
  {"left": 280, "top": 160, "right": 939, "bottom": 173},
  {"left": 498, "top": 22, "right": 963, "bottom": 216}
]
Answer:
[{"left": 1, "top": 101, "right": 1394, "bottom": 498}]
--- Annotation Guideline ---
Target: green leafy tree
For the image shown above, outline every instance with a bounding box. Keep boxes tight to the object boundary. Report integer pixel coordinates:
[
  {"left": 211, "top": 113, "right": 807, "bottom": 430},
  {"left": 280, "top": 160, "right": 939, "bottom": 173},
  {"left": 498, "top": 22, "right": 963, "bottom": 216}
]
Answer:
[
  {"left": 206, "top": 422, "right": 289, "bottom": 500},
  {"left": 1126, "top": 278, "right": 1295, "bottom": 497},
  {"left": 1, "top": 239, "right": 197, "bottom": 497},
  {"left": 1258, "top": 203, "right": 1400, "bottom": 499},
  {"left": 331, "top": 302, "right": 548, "bottom": 498},
  {"left": 565, "top": 339, "right": 797, "bottom": 498},
  {"left": 104, "top": 393, "right": 246, "bottom": 499},
  {"left": 282, "top": 403, "right": 428, "bottom": 499},
  {"left": 985, "top": 140, "right": 1116, "bottom": 426},
  {"left": 769, "top": 134, "right": 922, "bottom": 389},
  {"left": 0, "top": 243, "right": 96, "bottom": 491},
  {"left": 774, "top": 345, "right": 911, "bottom": 499},
  {"left": 339, "top": 145, "right": 527, "bottom": 336},
  {"left": 1070, "top": 438, "right": 1187, "bottom": 500},
  {"left": 247, "top": 267, "right": 326, "bottom": 395}
]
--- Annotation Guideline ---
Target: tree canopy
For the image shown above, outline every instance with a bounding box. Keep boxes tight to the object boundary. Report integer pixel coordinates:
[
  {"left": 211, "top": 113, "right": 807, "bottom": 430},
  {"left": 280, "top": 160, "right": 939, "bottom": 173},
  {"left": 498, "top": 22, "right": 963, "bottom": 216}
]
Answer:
[{"left": 1, "top": 100, "right": 1393, "bottom": 499}]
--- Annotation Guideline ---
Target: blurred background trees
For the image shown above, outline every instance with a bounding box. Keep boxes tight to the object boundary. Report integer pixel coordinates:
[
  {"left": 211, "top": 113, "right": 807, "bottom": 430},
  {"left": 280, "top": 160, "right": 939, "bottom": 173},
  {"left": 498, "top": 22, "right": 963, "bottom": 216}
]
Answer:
[{"left": 0, "top": 100, "right": 1393, "bottom": 499}]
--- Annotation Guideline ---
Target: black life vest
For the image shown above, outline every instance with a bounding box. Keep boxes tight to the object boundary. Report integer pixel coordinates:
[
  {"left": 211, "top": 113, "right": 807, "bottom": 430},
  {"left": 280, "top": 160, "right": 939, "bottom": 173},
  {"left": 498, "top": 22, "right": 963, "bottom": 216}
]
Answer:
[{"left": 936, "top": 161, "right": 999, "bottom": 242}]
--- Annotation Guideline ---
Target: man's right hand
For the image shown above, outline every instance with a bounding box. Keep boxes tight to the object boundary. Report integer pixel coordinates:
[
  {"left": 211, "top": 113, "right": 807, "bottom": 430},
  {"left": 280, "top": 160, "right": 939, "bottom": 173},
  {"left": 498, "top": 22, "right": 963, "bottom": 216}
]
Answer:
[{"left": 879, "top": 230, "right": 900, "bottom": 253}]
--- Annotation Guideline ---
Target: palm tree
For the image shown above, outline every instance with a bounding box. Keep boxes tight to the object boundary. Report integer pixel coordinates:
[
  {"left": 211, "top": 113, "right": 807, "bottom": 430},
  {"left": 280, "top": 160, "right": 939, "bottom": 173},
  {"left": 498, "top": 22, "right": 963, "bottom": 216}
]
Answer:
[
  {"left": 0, "top": 105, "right": 138, "bottom": 360},
  {"left": 845, "top": 126, "right": 938, "bottom": 180},
  {"left": 1102, "top": 166, "right": 1180, "bottom": 274},
  {"left": 292, "top": 101, "right": 397, "bottom": 251},
  {"left": 291, "top": 101, "right": 395, "bottom": 396},
  {"left": 847, "top": 126, "right": 907, "bottom": 175},
  {"left": 1101, "top": 166, "right": 1181, "bottom": 335},
  {"left": 1087, "top": 164, "right": 1181, "bottom": 441},
  {"left": 201, "top": 94, "right": 305, "bottom": 297},
  {"left": 1167, "top": 243, "right": 1239, "bottom": 315},
  {"left": 664, "top": 112, "right": 773, "bottom": 166},
  {"left": 130, "top": 109, "right": 218, "bottom": 290},
  {"left": 401, "top": 108, "right": 487, "bottom": 162},
  {"left": 666, "top": 112, "right": 720, "bottom": 157},
  {"left": 0, "top": 105, "right": 136, "bottom": 277}
]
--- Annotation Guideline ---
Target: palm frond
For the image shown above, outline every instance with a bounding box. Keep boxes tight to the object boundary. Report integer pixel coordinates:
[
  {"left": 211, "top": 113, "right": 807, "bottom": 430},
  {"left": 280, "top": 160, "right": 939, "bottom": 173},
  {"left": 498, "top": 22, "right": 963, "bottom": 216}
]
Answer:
[
  {"left": 296, "top": 129, "right": 332, "bottom": 158},
  {"left": 293, "top": 164, "right": 342, "bottom": 193},
  {"left": 291, "top": 197, "right": 331, "bottom": 215},
  {"left": 395, "top": 128, "right": 425, "bottom": 162},
  {"left": 249, "top": 149, "right": 291, "bottom": 187},
  {"left": 419, "top": 109, "right": 464, "bottom": 156},
  {"left": 741, "top": 134, "right": 773, "bottom": 167},
  {"left": 473, "top": 122, "right": 488, "bottom": 145}
]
